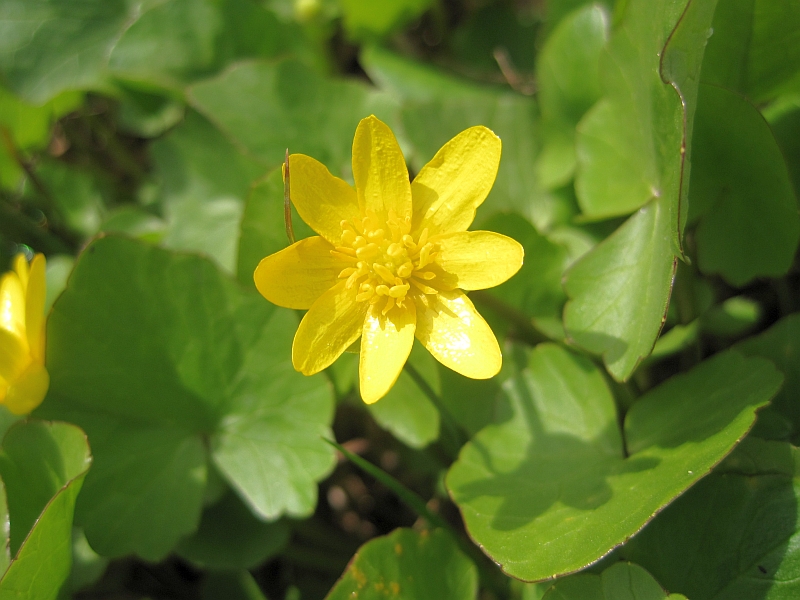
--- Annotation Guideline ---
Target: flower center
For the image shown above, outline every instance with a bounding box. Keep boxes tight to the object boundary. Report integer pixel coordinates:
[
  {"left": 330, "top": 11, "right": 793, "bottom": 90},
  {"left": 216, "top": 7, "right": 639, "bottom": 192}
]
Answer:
[{"left": 332, "top": 211, "right": 441, "bottom": 315}]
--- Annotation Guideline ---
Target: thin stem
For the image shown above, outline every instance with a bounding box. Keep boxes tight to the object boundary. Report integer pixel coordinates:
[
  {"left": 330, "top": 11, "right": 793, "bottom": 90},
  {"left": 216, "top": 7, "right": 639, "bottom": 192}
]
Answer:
[
  {"left": 403, "top": 361, "right": 465, "bottom": 458},
  {"left": 324, "top": 437, "right": 451, "bottom": 532}
]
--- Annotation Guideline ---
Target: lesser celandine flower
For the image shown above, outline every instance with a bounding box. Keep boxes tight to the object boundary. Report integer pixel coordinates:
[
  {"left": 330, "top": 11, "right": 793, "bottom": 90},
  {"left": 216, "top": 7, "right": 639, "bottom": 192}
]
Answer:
[
  {"left": 0, "top": 253, "right": 49, "bottom": 414},
  {"left": 255, "top": 116, "right": 523, "bottom": 404}
]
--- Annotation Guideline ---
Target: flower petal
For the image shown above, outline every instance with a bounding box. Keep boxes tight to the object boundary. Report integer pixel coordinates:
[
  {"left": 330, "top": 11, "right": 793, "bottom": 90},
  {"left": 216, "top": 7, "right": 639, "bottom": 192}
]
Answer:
[
  {"left": 0, "top": 272, "right": 26, "bottom": 344},
  {"left": 352, "top": 115, "right": 412, "bottom": 222},
  {"left": 255, "top": 237, "right": 343, "bottom": 310},
  {"left": 415, "top": 290, "right": 501, "bottom": 379},
  {"left": 25, "top": 254, "right": 46, "bottom": 362},
  {"left": 290, "top": 154, "right": 360, "bottom": 245},
  {"left": 359, "top": 302, "right": 416, "bottom": 404},
  {"left": 293, "top": 282, "right": 366, "bottom": 375},
  {"left": 411, "top": 126, "right": 501, "bottom": 235},
  {"left": 13, "top": 254, "right": 29, "bottom": 290},
  {"left": 435, "top": 231, "right": 524, "bottom": 290},
  {"left": 0, "top": 328, "right": 28, "bottom": 384},
  {"left": 4, "top": 361, "right": 48, "bottom": 415}
]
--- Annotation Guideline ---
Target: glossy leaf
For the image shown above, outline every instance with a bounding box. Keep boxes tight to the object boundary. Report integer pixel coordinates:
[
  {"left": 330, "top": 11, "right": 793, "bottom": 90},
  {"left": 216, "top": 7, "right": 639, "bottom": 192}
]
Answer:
[
  {"left": 535, "top": 4, "right": 608, "bottom": 190},
  {"left": 189, "top": 59, "right": 396, "bottom": 177},
  {"left": 0, "top": 421, "right": 92, "bottom": 600},
  {"left": 689, "top": 84, "right": 799, "bottom": 286},
  {"left": 325, "top": 528, "right": 477, "bottom": 600},
  {"left": 621, "top": 438, "right": 800, "bottom": 599},
  {"left": 447, "top": 345, "right": 782, "bottom": 581},
  {"left": 564, "top": 0, "right": 718, "bottom": 381},
  {"left": 736, "top": 315, "right": 800, "bottom": 443},
  {"left": 541, "top": 562, "right": 684, "bottom": 600},
  {"left": 701, "top": 0, "right": 800, "bottom": 103},
  {"left": 152, "top": 110, "right": 266, "bottom": 272},
  {"left": 37, "top": 236, "right": 335, "bottom": 559}
]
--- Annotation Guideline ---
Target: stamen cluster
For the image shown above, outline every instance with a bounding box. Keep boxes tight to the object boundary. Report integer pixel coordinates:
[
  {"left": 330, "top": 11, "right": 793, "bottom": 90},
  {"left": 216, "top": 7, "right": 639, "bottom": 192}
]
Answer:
[{"left": 332, "top": 211, "right": 441, "bottom": 315}]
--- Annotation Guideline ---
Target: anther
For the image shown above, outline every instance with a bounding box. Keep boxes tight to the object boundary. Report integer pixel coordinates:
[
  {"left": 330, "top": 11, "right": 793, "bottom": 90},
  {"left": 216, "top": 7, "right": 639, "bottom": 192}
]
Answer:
[
  {"left": 387, "top": 243, "right": 403, "bottom": 258},
  {"left": 373, "top": 264, "right": 396, "bottom": 285},
  {"left": 338, "top": 267, "right": 357, "bottom": 279},
  {"left": 410, "top": 278, "right": 437, "bottom": 295},
  {"left": 397, "top": 262, "right": 413, "bottom": 278},
  {"left": 402, "top": 234, "right": 415, "bottom": 248},
  {"left": 416, "top": 270, "right": 436, "bottom": 280},
  {"left": 382, "top": 297, "right": 395, "bottom": 315},
  {"left": 376, "top": 284, "right": 390, "bottom": 296},
  {"left": 341, "top": 229, "right": 356, "bottom": 246},
  {"left": 389, "top": 284, "right": 409, "bottom": 298},
  {"left": 353, "top": 236, "right": 366, "bottom": 249},
  {"left": 356, "top": 243, "right": 379, "bottom": 259}
]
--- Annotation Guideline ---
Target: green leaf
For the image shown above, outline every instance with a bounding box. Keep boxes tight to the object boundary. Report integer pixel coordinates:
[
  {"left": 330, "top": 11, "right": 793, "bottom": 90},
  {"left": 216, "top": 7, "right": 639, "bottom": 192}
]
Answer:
[
  {"left": 37, "top": 236, "right": 335, "bottom": 559},
  {"left": 34, "top": 160, "right": 105, "bottom": 238},
  {"left": 620, "top": 438, "right": 800, "bottom": 599},
  {"left": 189, "top": 59, "right": 396, "bottom": 177},
  {"left": 325, "top": 528, "right": 477, "bottom": 600},
  {"left": 152, "top": 110, "right": 266, "bottom": 272},
  {"left": 202, "top": 570, "right": 268, "bottom": 600},
  {"left": 701, "top": 0, "right": 800, "bottom": 103},
  {"left": 177, "top": 490, "right": 289, "bottom": 570},
  {"left": 689, "top": 84, "right": 799, "bottom": 286},
  {"left": 446, "top": 344, "right": 782, "bottom": 581},
  {"left": 481, "top": 213, "right": 570, "bottom": 328},
  {"left": 564, "top": 0, "right": 719, "bottom": 380},
  {"left": 0, "top": 421, "right": 92, "bottom": 600},
  {"left": 535, "top": 5, "right": 608, "bottom": 190},
  {"left": 736, "top": 314, "right": 800, "bottom": 443},
  {"left": 236, "top": 167, "right": 314, "bottom": 290},
  {"left": 107, "top": 0, "right": 224, "bottom": 87},
  {"left": 541, "top": 562, "right": 681, "bottom": 600},
  {"left": 0, "top": 0, "right": 131, "bottom": 103},
  {"left": 339, "top": 0, "right": 432, "bottom": 40},
  {"left": 563, "top": 199, "right": 677, "bottom": 380},
  {"left": 366, "top": 343, "right": 441, "bottom": 449}
]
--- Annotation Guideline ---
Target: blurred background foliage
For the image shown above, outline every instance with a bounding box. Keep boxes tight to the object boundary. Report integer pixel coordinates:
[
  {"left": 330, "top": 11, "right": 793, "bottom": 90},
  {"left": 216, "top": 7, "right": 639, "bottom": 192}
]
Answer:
[{"left": 2, "top": 0, "right": 800, "bottom": 599}]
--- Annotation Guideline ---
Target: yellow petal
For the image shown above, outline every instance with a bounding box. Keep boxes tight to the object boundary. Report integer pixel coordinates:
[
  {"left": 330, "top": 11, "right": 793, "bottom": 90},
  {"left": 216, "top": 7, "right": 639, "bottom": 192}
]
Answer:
[
  {"left": 4, "top": 361, "right": 49, "bottom": 415},
  {"left": 359, "top": 302, "right": 416, "bottom": 404},
  {"left": 289, "top": 154, "right": 361, "bottom": 245},
  {"left": 25, "top": 254, "right": 46, "bottom": 362},
  {"left": 435, "top": 231, "right": 523, "bottom": 290},
  {"left": 411, "top": 126, "right": 501, "bottom": 235},
  {"left": 13, "top": 254, "right": 29, "bottom": 291},
  {"left": 415, "top": 289, "right": 501, "bottom": 379},
  {"left": 292, "top": 282, "right": 366, "bottom": 375},
  {"left": 0, "top": 272, "right": 27, "bottom": 344},
  {"left": 0, "top": 328, "right": 29, "bottom": 384},
  {"left": 255, "top": 237, "right": 343, "bottom": 310},
  {"left": 352, "top": 115, "right": 412, "bottom": 222}
]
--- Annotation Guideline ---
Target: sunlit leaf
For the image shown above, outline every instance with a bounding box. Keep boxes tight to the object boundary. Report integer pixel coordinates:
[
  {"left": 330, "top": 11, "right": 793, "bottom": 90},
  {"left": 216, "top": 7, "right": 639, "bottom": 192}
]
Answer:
[
  {"left": 447, "top": 345, "right": 781, "bottom": 581},
  {"left": 541, "top": 562, "right": 684, "bottom": 600},
  {"left": 37, "top": 236, "right": 335, "bottom": 559}
]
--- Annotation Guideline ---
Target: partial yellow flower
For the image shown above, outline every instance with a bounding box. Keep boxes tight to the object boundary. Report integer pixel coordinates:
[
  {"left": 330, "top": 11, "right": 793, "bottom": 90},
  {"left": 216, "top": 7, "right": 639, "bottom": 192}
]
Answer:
[
  {"left": 255, "top": 116, "right": 523, "bottom": 404},
  {"left": 0, "top": 253, "right": 49, "bottom": 415}
]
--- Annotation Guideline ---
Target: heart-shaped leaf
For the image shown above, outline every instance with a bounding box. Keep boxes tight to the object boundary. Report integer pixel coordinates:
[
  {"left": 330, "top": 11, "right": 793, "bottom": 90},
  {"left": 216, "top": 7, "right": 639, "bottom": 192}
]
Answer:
[
  {"left": 325, "top": 528, "right": 477, "bottom": 600},
  {"left": 541, "top": 562, "right": 686, "bottom": 600},
  {"left": 447, "top": 344, "right": 781, "bottom": 581},
  {"left": 620, "top": 437, "right": 800, "bottom": 599},
  {"left": 37, "top": 235, "right": 335, "bottom": 560}
]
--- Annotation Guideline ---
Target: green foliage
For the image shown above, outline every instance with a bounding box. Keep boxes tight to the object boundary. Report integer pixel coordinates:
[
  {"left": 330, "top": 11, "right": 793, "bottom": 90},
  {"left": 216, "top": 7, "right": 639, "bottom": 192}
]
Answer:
[
  {"left": 325, "top": 528, "right": 477, "bottom": 600},
  {"left": 0, "top": 421, "right": 92, "bottom": 600},
  {"left": 3, "top": 0, "right": 800, "bottom": 597}
]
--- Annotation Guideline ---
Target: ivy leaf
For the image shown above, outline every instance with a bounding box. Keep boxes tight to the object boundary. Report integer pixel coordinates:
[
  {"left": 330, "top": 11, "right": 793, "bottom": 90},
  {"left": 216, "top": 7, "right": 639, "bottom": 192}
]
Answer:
[
  {"left": 325, "top": 528, "right": 477, "bottom": 600},
  {"left": 565, "top": 0, "right": 719, "bottom": 380},
  {"left": 0, "top": 421, "right": 92, "bottom": 600},
  {"left": 689, "top": 84, "right": 800, "bottom": 286},
  {"left": 447, "top": 345, "right": 781, "bottom": 582},
  {"left": 621, "top": 438, "right": 800, "bottom": 599},
  {"left": 37, "top": 236, "right": 335, "bottom": 560}
]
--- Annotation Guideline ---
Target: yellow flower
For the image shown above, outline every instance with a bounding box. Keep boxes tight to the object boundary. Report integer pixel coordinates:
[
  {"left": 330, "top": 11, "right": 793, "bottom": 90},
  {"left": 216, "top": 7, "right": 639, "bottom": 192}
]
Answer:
[
  {"left": 0, "top": 253, "right": 49, "bottom": 415},
  {"left": 255, "top": 116, "right": 523, "bottom": 404}
]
